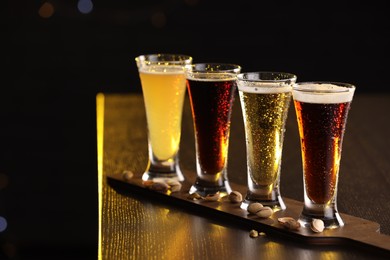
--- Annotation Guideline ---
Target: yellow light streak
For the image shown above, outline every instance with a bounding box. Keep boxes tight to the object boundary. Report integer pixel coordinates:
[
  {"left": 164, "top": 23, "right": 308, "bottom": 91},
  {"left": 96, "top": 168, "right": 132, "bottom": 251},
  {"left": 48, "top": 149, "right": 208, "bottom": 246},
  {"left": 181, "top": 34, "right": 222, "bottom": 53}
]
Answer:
[{"left": 96, "top": 93, "right": 105, "bottom": 260}]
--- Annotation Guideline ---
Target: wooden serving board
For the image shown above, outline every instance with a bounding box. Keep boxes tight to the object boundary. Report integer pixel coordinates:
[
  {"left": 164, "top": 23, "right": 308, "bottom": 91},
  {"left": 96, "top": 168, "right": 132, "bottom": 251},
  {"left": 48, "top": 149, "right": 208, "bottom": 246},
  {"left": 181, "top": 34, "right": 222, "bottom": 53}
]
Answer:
[{"left": 106, "top": 170, "right": 390, "bottom": 255}]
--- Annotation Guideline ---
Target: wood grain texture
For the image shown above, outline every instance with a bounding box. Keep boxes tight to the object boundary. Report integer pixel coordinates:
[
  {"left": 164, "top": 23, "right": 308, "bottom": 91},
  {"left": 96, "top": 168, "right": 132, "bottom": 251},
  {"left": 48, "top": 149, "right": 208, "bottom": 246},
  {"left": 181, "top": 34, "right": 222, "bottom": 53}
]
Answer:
[
  {"left": 98, "top": 93, "right": 390, "bottom": 259},
  {"left": 106, "top": 170, "right": 390, "bottom": 252}
]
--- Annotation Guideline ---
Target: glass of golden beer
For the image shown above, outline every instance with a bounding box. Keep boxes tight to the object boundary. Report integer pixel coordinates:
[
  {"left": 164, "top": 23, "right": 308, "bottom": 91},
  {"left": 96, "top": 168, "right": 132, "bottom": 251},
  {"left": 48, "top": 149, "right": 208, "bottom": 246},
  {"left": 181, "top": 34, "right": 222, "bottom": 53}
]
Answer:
[
  {"left": 135, "top": 54, "right": 192, "bottom": 182},
  {"left": 237, "top": 72, "right": 297, "bottom": 211},
  {"left": 185, "top": 63, "right": 241, "bottom": 196},
  {"left": 292, "top": 82, "right": 355, "bottom": 229}
]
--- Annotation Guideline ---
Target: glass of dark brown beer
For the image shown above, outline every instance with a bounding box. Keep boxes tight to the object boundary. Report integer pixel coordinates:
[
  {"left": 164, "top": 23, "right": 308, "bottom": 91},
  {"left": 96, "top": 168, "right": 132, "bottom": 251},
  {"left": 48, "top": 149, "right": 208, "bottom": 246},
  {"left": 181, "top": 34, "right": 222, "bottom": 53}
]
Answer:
[
  {"left": 185, "top": 63, "right": 241, "bottom": 196},
  {"left": 237, "top": 72, "right": 297, "bottom": 211},
  {"left": 292, "top": 82, "right": 355, "bottom": 229}
]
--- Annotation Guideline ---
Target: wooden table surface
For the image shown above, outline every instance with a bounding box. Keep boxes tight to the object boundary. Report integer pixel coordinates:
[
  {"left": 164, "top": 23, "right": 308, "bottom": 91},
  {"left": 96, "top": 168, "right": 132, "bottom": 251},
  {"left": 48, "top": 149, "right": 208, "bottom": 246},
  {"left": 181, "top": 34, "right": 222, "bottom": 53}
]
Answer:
[{"left": 97, "top": 92, "right": 390, "bottom": 259}]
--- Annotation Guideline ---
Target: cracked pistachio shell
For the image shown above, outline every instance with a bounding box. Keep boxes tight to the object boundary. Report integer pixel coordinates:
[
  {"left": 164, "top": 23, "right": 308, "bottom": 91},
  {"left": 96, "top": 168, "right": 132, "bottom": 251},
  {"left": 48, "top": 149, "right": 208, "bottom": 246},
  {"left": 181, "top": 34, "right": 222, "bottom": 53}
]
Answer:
[
  {"left": 149, "top": 182, "right": 169, "bottom": 192},
  {"left": 249, "top": 229, "right": 259, "bottom": 238},
  {"left": 228, "top": 191, "right": 243, "bottom": 203},
  {"left": 278, "top": 217, "right": 301, "bottom": 230},
  {"left": 204, "top": 193, "right": 220, "bottom": 201},
  {"left": 247, "top": 203, "right": 264, "bottom": 214},
  {"left": 256, "top": 206, "right": 273, "bottom": 218},
  {"left": 311, "top": 219, "right": 325, "bottom": 233},
  {"left": 187, "top": 193, "right": 202, "bottom": 200}
]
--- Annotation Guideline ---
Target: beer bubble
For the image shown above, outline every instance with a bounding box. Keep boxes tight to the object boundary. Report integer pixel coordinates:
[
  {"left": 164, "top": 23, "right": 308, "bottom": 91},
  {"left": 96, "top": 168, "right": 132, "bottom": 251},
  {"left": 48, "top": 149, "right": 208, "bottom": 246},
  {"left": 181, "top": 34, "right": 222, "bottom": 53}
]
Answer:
[{"left": 240, "top": 91, "right": 291, "bottom": 186}]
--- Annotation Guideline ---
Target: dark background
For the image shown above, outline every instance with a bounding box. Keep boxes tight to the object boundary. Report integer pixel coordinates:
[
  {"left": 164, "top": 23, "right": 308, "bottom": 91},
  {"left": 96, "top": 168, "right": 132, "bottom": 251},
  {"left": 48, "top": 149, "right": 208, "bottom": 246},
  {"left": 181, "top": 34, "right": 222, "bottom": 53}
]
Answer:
[{"left": 1, "top": 0, "right": 389, "bottom": 259}]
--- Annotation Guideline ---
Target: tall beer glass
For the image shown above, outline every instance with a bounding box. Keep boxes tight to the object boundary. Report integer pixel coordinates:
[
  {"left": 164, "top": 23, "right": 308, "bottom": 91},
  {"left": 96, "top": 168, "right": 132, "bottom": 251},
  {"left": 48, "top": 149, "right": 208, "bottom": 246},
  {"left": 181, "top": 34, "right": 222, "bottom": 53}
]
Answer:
[
  {"left": 237, "top": 72, "right": 297, "bottom": 211},
  {"left": 292, "top": 82, "right": 355, "bottom": 228},
  {"left": 185, "top": 63, "right": 241, "bottom": 196},
  {"left": 135, "top": 54, "right": 192, "bottom": 182}
]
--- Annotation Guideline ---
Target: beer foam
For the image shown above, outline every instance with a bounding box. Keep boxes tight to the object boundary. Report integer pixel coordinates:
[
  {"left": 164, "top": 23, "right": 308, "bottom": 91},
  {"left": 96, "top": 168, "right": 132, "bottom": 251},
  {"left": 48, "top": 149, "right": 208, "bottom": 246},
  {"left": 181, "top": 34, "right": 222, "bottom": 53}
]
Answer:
[
  {"left": 292, "top": 83, "right": 355, "bottom": 104},
  {"left": 139, "top": 65, "right": 184, "bottom": 75},
  {"left": 237, "top": 81, "right": 292, "bottom": 94}
]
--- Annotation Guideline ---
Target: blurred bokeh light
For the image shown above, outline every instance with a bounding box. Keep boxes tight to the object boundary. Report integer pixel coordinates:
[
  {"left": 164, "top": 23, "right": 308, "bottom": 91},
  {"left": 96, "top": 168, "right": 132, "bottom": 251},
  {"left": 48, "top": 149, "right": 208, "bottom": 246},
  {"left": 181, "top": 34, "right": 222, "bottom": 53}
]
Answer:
[
  {"left": 0, "top": 216, "right": 7, "bottom": 232},
  {"left": 38, "top": 2, "right": 55, "bottom": 18},
  {"left": 78, "top": 0, "right": 93, "bottom": 14}
]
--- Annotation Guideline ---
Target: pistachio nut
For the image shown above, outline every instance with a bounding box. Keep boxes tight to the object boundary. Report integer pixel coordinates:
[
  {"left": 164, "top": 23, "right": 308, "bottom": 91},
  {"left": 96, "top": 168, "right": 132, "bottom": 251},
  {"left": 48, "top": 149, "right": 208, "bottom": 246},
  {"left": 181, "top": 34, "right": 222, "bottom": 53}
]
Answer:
[
  {"left": 149, "top": 181, "right": 169, "bottom": 192},
  {"left": 311, "top": 219, "right": 325, "bottom": 233},
  {"left": 228, "top": 191, "right": 243, "bottom": 203},
  {"left": 249, "top": 229, "right": 259, "bottom": 238},
  {"left": 278, "top": 217, "right": 301, "bottom": 230},
  {"left": 247, "top": 202, "right": 264, "bottom": 214},
  {"left": 204, "top": 192, "right": 220, "bottom": 202},
  {"left": 187, "top": 192, "right": 202, "bottom": 200},
  {"left": 256, "top": 206, "right": 273, "bottom": 218},
  {"left": 122, "top": 170, "right": 134, "bottom": 181}
]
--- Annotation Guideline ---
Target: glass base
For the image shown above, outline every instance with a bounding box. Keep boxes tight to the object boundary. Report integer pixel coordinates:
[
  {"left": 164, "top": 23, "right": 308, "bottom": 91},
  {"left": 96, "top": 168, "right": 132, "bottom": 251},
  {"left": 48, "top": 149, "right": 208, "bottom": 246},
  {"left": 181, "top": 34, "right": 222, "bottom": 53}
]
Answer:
[
  {"left": 298, "top": 210, "right": 344, "bottom": 229},
  {"left": 240, "top": 194, "right": 286, "bottom": 211},
  {"left": 142, "top": 169, "right": 184, "bottom": 182},
  {"left": 189, "top": 178, "right": 232, "bottom": 197},
  {"left": 142, "top": 156, "right": 185, "bottom": 182}
]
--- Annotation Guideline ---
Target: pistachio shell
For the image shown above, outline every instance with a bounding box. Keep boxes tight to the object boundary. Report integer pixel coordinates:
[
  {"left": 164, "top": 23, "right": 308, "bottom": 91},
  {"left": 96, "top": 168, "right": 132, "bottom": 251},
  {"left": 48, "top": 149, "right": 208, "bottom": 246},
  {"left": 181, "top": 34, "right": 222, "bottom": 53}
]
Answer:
[
  {"left": 284, "top": 219, "right": 301, "bottom": 230},
  {"left": 142, "top": 180, "right": 154, "bottom": 187},
  {"left": 278, "top": 217, "right": 301, "bottom": 230},
  {"left": 187, "top": 192, "right": 202, "bottom": 200},
  {"left": 256, "top": 206, "right": 273, "bottom": 218},
  {"left": 311, "top": 219, "right": 325, "bottom": 233},
  {"left": 247, "top": 202, "right": 264, "bottom": 214},
  {"left": 204, "top": 192, "right": 220, "bottom": 201},
  {"left": 277, "top": 217, "right": 296, "bottom": 224},
  {"left": 249, "top": 229, "right": 259, "bottom": 238},
  {"left": 149, "top": 181, "right": 169, "bottom": 192},
  {"left": 122, "top": 170, "right": 134, "bottom": 181},
  {"left": 228, "top": 191, "right": 243, "bottom": 203}
]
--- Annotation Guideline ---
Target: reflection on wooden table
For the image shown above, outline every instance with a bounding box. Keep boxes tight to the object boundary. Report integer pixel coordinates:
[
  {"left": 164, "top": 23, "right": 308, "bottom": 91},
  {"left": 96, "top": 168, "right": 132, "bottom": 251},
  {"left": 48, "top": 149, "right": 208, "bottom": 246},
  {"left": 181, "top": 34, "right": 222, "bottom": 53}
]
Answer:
[{"left": 97, "top": 93, "right": 390, "bottom": 259}]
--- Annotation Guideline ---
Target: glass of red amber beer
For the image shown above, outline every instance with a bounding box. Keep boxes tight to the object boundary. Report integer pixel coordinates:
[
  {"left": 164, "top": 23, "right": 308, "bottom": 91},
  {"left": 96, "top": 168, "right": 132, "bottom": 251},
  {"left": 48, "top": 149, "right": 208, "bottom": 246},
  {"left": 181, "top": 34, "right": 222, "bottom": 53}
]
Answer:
[
  {"left": 237, "top": 72, "right": 297, "bottom": 211},
  {"left": 185, "top": 63, "right": 241, "bottom": 196},
  {"left": 292, "top": 82, "right": 355, "bottom": 229}
]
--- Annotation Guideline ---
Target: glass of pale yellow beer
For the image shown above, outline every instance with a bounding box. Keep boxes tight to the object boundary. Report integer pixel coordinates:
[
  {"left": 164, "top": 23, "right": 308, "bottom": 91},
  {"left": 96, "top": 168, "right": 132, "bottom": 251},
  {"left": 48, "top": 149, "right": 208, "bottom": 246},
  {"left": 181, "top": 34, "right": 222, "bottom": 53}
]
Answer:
[
  {"left": 135, "top": 54, "right": 192, "bottom": 182},
  {"left": 237, "top": 72, "right": 297, "bottom": 211}
]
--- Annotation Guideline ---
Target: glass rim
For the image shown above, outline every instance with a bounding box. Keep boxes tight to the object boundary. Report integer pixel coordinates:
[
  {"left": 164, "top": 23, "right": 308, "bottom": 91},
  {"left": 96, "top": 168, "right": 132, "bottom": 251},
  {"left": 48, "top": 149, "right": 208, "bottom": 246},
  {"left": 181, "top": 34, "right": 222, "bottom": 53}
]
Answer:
[
  {"left": 293, "top": 81, "right": 356, "bottom": 93},
  {"left": 237, "top": 71, "right": 297, "bottom": 83},
  {"left": 135, "top": 53, "right": 193, "bottom": 64},
  {"left": 185, "top": 63, "right": 241, "bottom": 73}
]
